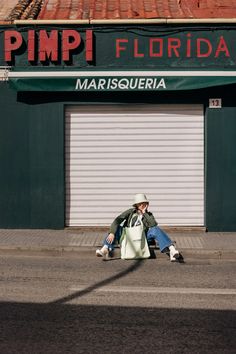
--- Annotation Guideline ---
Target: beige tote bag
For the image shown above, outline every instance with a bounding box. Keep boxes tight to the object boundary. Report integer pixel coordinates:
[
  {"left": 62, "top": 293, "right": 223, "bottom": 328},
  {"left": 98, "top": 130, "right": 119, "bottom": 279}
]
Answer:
[{"left": 120, "top": 216, "right": 150, "bottom": 260}]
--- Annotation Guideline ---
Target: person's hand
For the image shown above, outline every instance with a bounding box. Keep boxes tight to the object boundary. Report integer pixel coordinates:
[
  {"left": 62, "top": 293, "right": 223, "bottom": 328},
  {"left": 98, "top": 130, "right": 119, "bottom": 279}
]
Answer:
[
  {"left": 142, "top": 204, "right": 148, "bottom": 213},
  {"left": 106, "top": 233, "right": 115, "bottom": 244},
  {"left": 137, "top": 202, "right": 149, "bottom": 214}
]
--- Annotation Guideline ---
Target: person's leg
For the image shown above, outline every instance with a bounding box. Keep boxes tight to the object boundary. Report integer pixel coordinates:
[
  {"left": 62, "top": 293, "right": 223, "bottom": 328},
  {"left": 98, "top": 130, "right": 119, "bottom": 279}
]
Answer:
[
  {"left": 104, "top": 226, "right": 122, "bottom": 251},
  {"left": 96, "top": 227, "right": 122, "bottom": 257},
  {"left": 147, "top": 226, "right": 172, "bottom": 251},
  {"left": 147, "top": 226, "right": 179, "bottom": 261}
]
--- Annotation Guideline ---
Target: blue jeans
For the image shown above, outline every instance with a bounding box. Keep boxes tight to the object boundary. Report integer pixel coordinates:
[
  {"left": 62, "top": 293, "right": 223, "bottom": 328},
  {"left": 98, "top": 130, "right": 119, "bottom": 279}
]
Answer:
[{"left": 103, "top": 225, "right": 173, "bottom": 252}]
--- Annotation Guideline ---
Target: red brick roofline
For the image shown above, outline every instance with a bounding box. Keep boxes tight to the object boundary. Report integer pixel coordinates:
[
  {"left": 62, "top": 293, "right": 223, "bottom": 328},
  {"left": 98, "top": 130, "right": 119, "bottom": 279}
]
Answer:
[
  {"left": 2, "top": 0, "right": 236, "bottom": 23},
  {"left": 37, "top": 0, "right": 236, "bottom": 21}
]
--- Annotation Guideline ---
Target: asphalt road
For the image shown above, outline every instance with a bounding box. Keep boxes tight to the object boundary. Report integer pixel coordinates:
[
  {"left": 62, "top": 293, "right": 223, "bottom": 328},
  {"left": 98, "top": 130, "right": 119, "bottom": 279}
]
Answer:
[{"left": 0, "top": 251, "right": 236, "bottom": 353}]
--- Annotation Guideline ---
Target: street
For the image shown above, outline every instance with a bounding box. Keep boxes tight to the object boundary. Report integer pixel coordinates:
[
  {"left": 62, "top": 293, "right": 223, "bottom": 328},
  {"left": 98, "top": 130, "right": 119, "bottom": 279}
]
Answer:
[{"left": 0, "top": 250, "right": 236, "bottom": 353}]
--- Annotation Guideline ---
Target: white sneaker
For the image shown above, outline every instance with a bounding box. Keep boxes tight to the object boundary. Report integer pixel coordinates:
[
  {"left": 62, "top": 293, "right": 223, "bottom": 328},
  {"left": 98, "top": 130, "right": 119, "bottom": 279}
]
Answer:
[
  {"left": 169, "top": 245, "right": 180, "bottom": 262},
  {"left": 96, "top": 246, "right": 108, "bottom": 258}
]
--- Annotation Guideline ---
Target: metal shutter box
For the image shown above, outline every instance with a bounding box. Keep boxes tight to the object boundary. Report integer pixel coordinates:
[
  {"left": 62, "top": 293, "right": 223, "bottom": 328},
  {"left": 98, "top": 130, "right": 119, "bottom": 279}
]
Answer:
[{"left": 65, "top": 104, "right": 204, "bottom": 227}]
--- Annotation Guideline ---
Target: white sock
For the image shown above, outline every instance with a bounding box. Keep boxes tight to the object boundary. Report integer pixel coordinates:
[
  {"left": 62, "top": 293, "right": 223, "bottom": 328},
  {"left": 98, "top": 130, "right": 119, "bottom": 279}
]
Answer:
[
  {"left": 169, "top": 245, "right": 177, "bottom": 253},
  {"left": 101, "top": 245, "right": 108, "bottom": 252}
]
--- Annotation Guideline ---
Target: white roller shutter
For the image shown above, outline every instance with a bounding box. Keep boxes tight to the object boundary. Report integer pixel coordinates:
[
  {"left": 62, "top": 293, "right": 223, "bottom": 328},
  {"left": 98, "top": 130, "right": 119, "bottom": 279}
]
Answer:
[{"left": 65, "top": 104, "right": 204, "bottom": 227}]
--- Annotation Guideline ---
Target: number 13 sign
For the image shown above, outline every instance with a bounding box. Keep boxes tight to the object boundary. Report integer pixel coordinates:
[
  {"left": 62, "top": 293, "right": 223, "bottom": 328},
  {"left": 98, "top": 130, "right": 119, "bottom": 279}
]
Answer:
[{"left": 209, "top": 98, "right": 222, "bottom": 108}]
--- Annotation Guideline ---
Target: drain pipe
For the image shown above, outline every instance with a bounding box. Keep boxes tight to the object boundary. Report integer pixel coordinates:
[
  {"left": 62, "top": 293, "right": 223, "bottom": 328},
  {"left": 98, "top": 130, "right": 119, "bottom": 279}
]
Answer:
[{"left": 11, "top": 18, "right": 236, "bottom": 25}]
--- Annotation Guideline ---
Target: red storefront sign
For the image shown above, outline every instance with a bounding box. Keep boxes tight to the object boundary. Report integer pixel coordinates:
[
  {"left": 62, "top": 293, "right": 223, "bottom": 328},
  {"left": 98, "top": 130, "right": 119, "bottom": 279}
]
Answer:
[
  {"left": 2, "top": 28, "right": 234, "bottom": 66},
  {"left": 116, "top": 35, "right": 230, "bottom": 59},
  {"left": 4, "top": 29, "right": 93, "bottom": 63}
]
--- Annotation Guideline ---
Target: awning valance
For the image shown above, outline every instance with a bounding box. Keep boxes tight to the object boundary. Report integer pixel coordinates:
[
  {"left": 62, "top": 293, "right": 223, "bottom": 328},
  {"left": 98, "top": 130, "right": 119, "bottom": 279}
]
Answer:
[{"left": 7, "top": 70, "right": 236, "bottom": 91}]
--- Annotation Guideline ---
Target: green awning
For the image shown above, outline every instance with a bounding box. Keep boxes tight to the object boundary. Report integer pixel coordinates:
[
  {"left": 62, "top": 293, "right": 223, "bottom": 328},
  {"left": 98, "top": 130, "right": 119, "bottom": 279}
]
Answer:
[{"left": 8, "top": 70, "right": 236, "bottom": 91}]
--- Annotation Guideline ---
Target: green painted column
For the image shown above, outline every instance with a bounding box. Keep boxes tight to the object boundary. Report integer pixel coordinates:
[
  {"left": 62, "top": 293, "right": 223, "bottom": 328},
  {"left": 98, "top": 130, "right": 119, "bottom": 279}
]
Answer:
[
  {"left": 0, "top": 85, "right": 64, "bottom": 228},
  {"left": 206, "top": 107, "right": 236, "bottom": 231}
]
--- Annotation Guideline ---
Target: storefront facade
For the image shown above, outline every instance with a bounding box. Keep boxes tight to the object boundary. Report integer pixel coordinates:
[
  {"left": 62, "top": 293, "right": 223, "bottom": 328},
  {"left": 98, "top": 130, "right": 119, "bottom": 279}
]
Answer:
[{"left": 1, "top": 24, "right": 236, "bottom": 231}]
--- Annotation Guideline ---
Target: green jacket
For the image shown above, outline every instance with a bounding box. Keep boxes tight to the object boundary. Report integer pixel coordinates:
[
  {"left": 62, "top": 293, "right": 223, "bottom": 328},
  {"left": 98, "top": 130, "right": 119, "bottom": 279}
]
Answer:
[{"left": 109, "top": 207, "right": 158, "bottom": 235}]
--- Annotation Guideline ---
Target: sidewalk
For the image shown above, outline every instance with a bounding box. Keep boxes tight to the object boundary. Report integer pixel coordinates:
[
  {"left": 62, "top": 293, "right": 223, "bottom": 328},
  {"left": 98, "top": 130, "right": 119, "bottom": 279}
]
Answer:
[{"left": 0, "top": 228, "right": 236, "bottom": 260}]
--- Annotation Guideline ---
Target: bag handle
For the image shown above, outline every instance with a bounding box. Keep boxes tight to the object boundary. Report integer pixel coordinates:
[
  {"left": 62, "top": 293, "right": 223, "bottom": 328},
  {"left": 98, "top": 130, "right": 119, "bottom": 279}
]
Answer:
[{"left": 129, "top": 213, "right": 143, "bottom": 227}]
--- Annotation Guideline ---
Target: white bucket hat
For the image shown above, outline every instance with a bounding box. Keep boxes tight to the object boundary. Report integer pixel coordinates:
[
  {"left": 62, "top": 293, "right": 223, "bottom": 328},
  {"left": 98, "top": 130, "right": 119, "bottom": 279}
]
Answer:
[{"left": 133, "top": 193, "right": 149, "bottom": 206}]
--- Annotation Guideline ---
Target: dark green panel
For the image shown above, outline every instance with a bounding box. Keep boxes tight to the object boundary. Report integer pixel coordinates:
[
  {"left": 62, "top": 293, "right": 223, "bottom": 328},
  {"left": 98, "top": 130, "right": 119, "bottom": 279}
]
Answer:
[
  {"left": 0, "top": 83, "right": 30, "bottom": 227},
  {"left": 28, "top": 103, "right": 64, "bottom": 228},
  {"left": 0, "top": 84, "right": 64, "bottom": 228},
  {"left": 206, "top": 108, "right": 236, "bottom": 231}
]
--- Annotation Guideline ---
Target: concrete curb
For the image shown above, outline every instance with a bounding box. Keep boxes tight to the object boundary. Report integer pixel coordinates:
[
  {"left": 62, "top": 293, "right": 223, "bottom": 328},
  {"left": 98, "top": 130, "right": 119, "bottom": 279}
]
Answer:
[{"left": 0, "top": 245, "right": 235, "bottom": 261}]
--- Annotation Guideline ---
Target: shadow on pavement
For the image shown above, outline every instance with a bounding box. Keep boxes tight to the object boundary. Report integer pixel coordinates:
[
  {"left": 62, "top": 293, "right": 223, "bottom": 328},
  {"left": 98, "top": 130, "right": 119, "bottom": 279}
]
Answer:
[
  {"left": 0, "top": 301, "right": 235, "bottom": 354},
  {"left": 50, "top": 259, "right": 144, "bottom": 305},
  {"left": 0, "top": 256, "right": 234, "bottom": 353}
]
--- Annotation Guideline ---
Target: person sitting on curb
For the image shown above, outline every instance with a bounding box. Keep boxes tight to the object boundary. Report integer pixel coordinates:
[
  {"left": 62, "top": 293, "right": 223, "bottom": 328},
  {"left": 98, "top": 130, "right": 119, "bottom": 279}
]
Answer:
[{"left": 96, "top": 193, "right": 180, "bottom": 262}]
